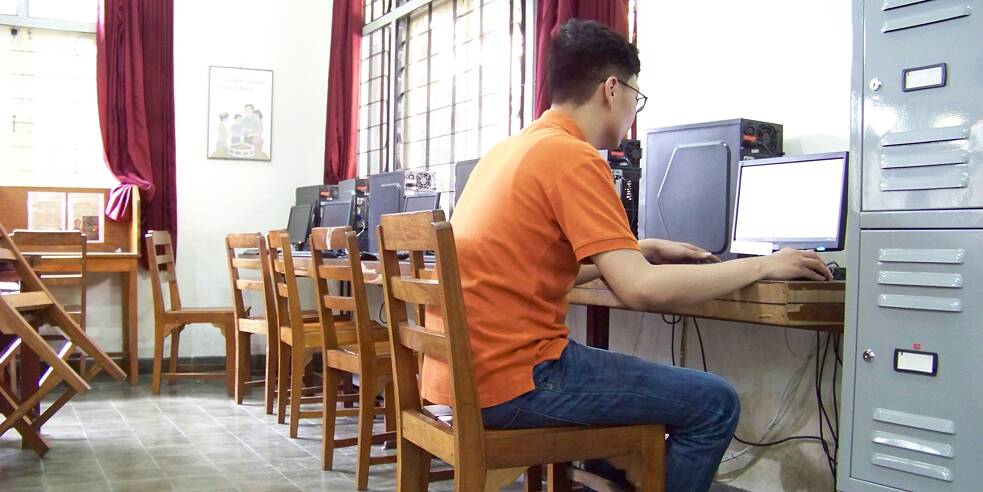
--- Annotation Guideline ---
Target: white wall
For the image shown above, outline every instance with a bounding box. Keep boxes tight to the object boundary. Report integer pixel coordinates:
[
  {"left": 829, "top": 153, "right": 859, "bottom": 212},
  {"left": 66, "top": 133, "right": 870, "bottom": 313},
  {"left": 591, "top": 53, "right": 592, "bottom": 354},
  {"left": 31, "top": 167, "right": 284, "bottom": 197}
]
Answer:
[
  {"left": 572, "top": 2, "right": 852, "bottom": 490},
  {"left": 84, "top": 0, "right": 333, "bottom": 362}
]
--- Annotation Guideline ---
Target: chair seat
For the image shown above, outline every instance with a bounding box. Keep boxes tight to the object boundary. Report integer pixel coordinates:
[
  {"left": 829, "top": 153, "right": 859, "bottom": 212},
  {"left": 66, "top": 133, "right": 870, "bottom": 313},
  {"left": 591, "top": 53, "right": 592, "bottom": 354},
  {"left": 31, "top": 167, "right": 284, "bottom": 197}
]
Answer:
[{"left": 325, "top": 342, "right": 393, "bottom": 376}]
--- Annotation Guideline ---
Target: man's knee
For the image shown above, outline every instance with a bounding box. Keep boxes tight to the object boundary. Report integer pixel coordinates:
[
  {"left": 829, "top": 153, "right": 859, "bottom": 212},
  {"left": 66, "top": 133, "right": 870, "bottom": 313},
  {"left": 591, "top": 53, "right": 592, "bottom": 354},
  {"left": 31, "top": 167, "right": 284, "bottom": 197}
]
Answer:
[{"left": 705, "top": 373, "right": 741, "bottom": 436}]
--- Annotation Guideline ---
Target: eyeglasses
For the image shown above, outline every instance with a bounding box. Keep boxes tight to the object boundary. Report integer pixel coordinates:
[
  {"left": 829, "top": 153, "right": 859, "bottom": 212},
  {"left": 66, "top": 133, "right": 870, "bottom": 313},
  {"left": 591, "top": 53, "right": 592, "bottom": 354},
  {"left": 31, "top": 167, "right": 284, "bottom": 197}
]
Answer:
[{"left": 616, "top": 79, "right": 648, "bottom": 113}]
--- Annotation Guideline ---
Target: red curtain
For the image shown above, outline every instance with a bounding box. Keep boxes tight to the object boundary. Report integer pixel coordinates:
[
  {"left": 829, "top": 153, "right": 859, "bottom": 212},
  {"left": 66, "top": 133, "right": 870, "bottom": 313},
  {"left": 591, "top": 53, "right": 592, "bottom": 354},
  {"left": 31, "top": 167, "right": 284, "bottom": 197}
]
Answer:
[
  {"left": 97, "top": 0, "right": 177, "bottom": 246},
  {"left": 323, "top": 0, "right": 364, "bottom": 185},
  {"left": 534, "top": 0, "right": 630, "bottom": 118}
]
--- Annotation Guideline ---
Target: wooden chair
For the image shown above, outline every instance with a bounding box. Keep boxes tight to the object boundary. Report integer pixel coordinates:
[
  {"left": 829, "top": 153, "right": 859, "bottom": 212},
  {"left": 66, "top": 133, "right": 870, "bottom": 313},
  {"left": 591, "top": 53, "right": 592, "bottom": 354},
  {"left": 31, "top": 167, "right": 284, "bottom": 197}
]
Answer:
[
  {"left": 376, "top": 211, "right": 666, "bottom": 491},
  {"left": 310, "top": 226, "right": 397, "bottom": 489},
  {"left": 269, "top": 230, "right": 337, "bottom": 437},
  {"left": 0, "top": 223, "right": 126, "bottom": 456},
  {"left": 10, "top": 230, "right": 88, "bottom": 375},
  {"left": 145, "top": 230, "right": 235, "bottom": 395},
  {"left": 224, "top": 233, "right": 280, "bottom": 413}
]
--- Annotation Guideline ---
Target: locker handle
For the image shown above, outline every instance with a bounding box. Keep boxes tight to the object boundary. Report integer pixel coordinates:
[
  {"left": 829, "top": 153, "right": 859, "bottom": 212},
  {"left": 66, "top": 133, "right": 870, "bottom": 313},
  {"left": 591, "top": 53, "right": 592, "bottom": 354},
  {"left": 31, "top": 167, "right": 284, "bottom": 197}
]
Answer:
[
  {"left": 880, "top": 171, "right": 969, "bottom": 191},
  {"left": 878, "top": 294, "right": 961, "bottom": 312},
  {"left": 878, "top": 248, "right": 965, "bottom": 264},
  {"left": 880, "top": 125, "right": 970, "bottom": 146},
  {"left": 880, "top": 150, "right": 969, "bottom": 169},
  {"left": 881, "top": 4, "right": 971, "bottom": 32},
  {"left": 882, "top": 0, "right": 932, "bottom": 10},
  {"left": 873, "top": 408, "right": 956, "bottom": 434},
  {"left": 878, "top": 271, "right": 963, "bottom": 288},
  {"left": 871, "top": 454, "right": 953, "bottom": 482},
  {"left": 872, "top": 431, "right": 954, "bottom": 458}
]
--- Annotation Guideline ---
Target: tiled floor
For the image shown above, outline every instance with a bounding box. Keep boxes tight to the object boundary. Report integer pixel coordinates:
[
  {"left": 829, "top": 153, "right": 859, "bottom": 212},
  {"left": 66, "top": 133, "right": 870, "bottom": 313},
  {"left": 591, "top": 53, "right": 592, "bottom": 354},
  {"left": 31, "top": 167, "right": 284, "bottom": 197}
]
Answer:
[
  {"left": 0, "top": 376, "right": 466, "bottom": 492},
  {"left": 1, "top": 377, "right": 748, "bottom": 492}
]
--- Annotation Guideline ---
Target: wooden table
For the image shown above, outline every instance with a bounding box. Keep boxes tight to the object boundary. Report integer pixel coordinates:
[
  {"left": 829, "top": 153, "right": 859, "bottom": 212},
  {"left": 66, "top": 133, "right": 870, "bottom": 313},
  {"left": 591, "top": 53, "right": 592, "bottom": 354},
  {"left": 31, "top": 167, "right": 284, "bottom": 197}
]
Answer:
[
  {"left": 568, "top": 279, "right": 845, "bottom": 349},
  {"left": 87, "top": 252, "right": 140, "bottom": 385}
]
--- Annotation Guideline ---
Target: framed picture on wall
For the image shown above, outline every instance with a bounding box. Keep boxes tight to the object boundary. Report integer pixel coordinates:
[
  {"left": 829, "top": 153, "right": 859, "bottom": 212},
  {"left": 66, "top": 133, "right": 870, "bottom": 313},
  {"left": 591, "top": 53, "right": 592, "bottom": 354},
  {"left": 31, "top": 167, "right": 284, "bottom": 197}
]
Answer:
[{"left": 207, "top": 66, "right": 273, "bottom": 161}]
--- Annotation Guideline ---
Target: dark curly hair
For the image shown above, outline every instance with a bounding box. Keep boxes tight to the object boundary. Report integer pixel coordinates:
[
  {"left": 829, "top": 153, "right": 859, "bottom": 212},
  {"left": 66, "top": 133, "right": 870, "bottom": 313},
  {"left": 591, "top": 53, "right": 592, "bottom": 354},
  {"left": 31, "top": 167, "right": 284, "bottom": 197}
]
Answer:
[{"left": 548, "top": 19, "right": 640, "bottom": 105}]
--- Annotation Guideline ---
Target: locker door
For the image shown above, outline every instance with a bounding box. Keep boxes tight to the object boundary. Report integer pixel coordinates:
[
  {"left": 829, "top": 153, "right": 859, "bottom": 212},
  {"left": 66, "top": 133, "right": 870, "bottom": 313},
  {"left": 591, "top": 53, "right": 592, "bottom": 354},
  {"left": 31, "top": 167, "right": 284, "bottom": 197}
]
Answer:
[
  {"left": 852, "top": 229, "right": 983, "bottom": 489},
  {"left": 861, "top": 0, "right": 983, "bottom": 211}
]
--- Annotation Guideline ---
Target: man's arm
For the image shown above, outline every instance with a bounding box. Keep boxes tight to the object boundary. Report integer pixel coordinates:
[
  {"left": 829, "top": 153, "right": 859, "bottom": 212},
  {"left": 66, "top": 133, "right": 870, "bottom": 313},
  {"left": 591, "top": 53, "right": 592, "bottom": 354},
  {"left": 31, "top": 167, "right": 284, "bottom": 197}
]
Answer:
[
  {"left": 591, "top": 248, "right": 832, "bottom": 311},
  {"left": 575, "top": 265, "right": 601, "bottom": 285}
]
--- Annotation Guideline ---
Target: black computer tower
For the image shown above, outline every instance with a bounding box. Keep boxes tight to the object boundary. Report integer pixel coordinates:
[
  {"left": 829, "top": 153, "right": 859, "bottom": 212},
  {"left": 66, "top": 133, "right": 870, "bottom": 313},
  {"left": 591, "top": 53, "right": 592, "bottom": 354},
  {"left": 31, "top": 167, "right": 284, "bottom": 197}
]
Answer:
[
  {"left": 607, "top": 139, "right": 642, "bottom": 237},
  {"left": 641, "top": 119, "right": 783, "bottom": 257},
  {"left": 338, "top": 178, "right": 368, "bottom": 252}
]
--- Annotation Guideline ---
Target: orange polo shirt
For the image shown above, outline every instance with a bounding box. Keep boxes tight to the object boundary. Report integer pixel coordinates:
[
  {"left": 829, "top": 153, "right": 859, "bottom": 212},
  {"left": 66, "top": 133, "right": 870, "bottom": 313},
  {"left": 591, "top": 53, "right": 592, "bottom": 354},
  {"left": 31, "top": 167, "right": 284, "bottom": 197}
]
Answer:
[{"left": 422, "top": 109, "right": 639, "bottom": 408}]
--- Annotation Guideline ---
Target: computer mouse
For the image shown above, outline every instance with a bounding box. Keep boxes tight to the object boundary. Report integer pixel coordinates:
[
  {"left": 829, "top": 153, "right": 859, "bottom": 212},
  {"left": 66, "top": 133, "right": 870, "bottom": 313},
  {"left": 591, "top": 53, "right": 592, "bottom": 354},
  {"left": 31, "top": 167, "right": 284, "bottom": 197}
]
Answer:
[{"left": 359, "top": 252, "right": 378, "bottom": 261}]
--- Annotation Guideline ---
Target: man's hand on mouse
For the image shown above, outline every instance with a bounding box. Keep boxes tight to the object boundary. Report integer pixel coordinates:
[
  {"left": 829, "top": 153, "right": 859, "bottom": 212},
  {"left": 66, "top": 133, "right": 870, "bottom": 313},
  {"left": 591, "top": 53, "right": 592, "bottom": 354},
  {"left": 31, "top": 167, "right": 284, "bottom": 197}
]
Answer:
[
  {"left": 639, "top": 238, "right": 720, "bottom": 265},
  {"left": 755, "top": 248, "right": 833, "bottom": 281}
]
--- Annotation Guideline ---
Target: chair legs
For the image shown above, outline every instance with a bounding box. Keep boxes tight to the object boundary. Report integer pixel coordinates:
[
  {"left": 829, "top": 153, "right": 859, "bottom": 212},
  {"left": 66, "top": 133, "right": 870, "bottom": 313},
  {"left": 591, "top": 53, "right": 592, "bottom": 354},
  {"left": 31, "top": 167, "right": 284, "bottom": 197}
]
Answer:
[
  {"left": 288, "top": 345, "right": 305, "bottom": 438},
  {"left": 321, "top": 368, "right": 341, "bottom": 471},
  {"left": 223, "top": 323, "right": 235, "bottom": 397},
  {"left": 151, "top": 324, "right": 167, "bottom": 395},
  {"left": 276, "top": 341, "right": 289, "bottom": 424},
  {"left": 396, "top": 437, "right": 432, "bottom": 492},
  {"left": 168, "top": 327, "right": 182, "bottom": 386},
  {"left": 354, "top": 376, "right": 377, "bottom": 490},
  {"left": 264, "top": 335, "right": 277, "bottom": 415},
  {"left": 235, "top": 331, "right": 251, "bottom": 405}
]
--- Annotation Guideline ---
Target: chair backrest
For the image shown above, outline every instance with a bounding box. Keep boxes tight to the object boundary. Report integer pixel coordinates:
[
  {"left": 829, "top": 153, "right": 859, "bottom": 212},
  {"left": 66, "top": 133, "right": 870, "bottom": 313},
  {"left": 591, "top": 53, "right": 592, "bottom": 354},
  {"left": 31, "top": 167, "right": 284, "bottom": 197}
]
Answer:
[
  {"left": 10, "top": 230, "right": 87, "bottom": 327},
  {"left": 310, "top": 226, "right": 375, "bottom": 356},
  {"left": 145, "top": 230, "right": 181, "bottom": 316},
  {"left": 376, "top": 210, "right": 484, "bottom": 460},
  {"left": 224, "top": 233, "right": 277, "bottom": 335},
  {"left": 268, "top": 230, "right": 307, "bottom": 344}
]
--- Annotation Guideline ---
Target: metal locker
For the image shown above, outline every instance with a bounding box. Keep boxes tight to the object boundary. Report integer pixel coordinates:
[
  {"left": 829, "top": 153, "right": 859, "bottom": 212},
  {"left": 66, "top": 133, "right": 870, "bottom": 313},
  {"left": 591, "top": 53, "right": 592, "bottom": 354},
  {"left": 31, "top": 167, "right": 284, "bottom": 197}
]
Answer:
[
  {"left": 851, "top": 230, "right": 983, "bottom": 490},
  {"left": 839, "top": 1, "right": 983, "bottom": 491},
  {"left": 860, "top": 0, "right": 982, "bottom": 212}
]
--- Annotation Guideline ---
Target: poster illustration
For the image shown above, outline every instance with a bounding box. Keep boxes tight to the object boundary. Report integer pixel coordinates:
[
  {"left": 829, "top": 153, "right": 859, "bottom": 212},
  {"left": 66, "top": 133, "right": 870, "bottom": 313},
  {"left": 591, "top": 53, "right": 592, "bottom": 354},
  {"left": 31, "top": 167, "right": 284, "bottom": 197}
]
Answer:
[{"left": 207, "top": 66, "right": 273, "bottom": 161}]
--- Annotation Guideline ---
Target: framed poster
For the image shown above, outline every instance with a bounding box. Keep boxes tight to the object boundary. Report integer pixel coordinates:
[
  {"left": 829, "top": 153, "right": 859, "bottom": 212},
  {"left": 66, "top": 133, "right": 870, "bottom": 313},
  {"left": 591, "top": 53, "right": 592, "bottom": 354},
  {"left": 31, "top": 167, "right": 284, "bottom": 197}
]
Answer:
[{"left": 207, "top": 66, "right": 273, "bottom": 161}]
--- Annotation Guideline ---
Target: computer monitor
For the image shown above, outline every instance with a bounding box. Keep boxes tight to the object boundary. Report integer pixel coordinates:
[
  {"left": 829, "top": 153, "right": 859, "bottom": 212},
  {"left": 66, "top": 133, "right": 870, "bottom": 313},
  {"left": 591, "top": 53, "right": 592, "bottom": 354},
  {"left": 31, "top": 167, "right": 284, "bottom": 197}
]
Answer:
[
  {"left": 403, "top": 193, "right": 440, "bottom": 213},
  {"left": 286, "top": 203, "right": 315, "bottom": 249},
  {"left": 367, "top": 171, "right": 405, "bottom": 253},
  {"left": 453, "top": 159, "right": 480, "bottom": 206},
  {"left": 730, "top": 152, "right": 848, "bottom": 254},
  {"left": 319, "top": 200, "right": 354, "bottom": 228}
]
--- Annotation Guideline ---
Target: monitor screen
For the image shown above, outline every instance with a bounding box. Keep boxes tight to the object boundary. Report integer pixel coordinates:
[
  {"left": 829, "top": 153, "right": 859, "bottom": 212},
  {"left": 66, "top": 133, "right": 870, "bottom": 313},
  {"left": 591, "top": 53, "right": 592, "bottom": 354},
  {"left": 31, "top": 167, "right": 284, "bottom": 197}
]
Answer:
[
  {"left": 287, "top": 203, "right": 315, "bottom": 246},
  {"left": 731, "top": 152, "right": 847, "bottom": 254},
  {"left": 403, "top": 193, "right": 440, "bottom": 213},
  {"left": 295, "top": 185, "right": 323, "bottom": 206},
  {"left": 319, "top": 200, "right": 353, "bottom": 228}
]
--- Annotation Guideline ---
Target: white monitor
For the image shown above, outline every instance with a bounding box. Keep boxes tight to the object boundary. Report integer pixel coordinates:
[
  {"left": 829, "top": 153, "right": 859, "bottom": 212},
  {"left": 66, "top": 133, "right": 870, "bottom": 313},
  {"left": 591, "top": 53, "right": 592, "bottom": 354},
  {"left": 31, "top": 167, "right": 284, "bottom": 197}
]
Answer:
[{"left": 731, "top": 152, "right": 848, "bottom": 255}]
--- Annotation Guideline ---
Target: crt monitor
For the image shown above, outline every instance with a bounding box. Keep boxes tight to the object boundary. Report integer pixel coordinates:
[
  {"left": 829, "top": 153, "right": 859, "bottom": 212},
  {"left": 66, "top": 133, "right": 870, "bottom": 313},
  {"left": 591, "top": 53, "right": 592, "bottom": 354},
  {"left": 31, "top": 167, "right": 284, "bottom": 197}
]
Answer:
[
  {"left": 403, "top": 193, "right": 440, "bottom": 213},
  {"left": 453, "top": 159, "right": 479, "bottom": 206},
  {"left": 730, "top": 151, "right": 848, "bottom": 254},
  {"left": 367, "top": 170, "right": 405, "bottom": 253},
  {"left": 319, "top": 200, "right": 354, "bottom": 228},
  {"left": 286, "top": 203, "right": 315, "bottom": 249}
]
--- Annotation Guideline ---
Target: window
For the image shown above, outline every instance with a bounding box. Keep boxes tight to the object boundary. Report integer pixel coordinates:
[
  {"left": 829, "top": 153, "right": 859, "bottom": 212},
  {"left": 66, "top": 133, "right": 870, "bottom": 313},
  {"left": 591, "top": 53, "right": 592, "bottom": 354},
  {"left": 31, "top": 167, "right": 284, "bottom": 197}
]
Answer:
[
  {"left": 0, "top": 1, "right": 114, "bottom": 187},
  {"left": 357, "top": 0, "right": 527, "bottom": 178}
]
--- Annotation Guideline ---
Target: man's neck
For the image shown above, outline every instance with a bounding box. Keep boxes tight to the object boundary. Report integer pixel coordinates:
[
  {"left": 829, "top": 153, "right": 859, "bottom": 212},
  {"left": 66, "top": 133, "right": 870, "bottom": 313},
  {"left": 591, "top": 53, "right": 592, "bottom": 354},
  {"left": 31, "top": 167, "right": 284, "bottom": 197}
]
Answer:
[{"left": 549, "top": 103, "right": 610, "bottom": 150}]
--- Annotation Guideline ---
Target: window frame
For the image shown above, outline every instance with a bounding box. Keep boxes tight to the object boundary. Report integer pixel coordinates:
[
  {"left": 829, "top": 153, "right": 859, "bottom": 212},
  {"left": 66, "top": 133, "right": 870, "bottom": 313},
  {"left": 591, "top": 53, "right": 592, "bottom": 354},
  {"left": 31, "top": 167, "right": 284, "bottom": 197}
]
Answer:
[
  {"left": 358, "top": 0, "right": 535, "bottom": 177},
  {"left": 0, "top": 0, "right": 97, "bottom": 34}
]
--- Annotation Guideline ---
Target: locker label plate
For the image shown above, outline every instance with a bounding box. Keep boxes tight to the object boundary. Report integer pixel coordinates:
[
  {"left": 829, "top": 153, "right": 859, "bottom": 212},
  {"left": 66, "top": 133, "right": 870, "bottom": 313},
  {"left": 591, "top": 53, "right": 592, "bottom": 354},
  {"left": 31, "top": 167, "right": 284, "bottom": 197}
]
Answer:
[
  {"left": 894, "top": 349, "right": 938, "bottom": 376},
  {"left": 902, "top": 63, "right": 946, "bottom": 92}
]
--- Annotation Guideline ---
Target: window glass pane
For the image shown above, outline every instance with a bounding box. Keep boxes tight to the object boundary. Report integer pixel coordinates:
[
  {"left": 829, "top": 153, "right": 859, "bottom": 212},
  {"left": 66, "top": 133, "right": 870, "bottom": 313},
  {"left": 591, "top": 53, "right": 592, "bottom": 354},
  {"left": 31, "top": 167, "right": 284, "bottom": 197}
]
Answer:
[
  {"left": 2, "top": 28, "right": 114, "bottom": 187},
  {"left": 0, "top": 0, "right": 17, "bottom": 15},
  {"left": 28, "top": 0, "right": 98, "bottom": 23},
  {"left": 428, "top": 135, "right": 451, "bottom": 166},
  {"left": 429, "top": 107, "right": 452, "bottom": 137},
  {"left": 453, "top": 130, "right": 478, "bottom": 161}
]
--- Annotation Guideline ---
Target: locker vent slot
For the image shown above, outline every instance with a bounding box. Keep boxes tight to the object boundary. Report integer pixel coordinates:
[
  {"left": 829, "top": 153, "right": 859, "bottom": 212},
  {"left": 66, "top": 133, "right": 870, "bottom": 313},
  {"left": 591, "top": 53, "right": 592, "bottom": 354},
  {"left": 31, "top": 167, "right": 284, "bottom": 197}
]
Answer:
[
  {"left": 881, "top": 149, "right": 969, "bottom": 169},
  {"left": 881, "top": 4, "right": 971, "bottom": 32},
  {"left": 882, "top": 0, "right": 932, "bottom": 10},
  {"left": 880, "top": 169, "right": 969, "bottom": 191},
  {"left": 879, "top": 294, "right": 961, "bottom": 312},
  {"left": 873, "top": 408, "right": 956, "bottom": 434},
  {"left": 881, "top": 125, "right": 970, "bottom": 146},
  {"left": 878, "top": 271, "right": 963, "bottom": 288},
  {"left": 873, "top": 431, "right": 954, "bottom": 458},
  {"left": 871, "top": 453, "right": 953, "bottom": 481},
  {"left": 879, "top": 248, "right": 965, "bottom": 264}
]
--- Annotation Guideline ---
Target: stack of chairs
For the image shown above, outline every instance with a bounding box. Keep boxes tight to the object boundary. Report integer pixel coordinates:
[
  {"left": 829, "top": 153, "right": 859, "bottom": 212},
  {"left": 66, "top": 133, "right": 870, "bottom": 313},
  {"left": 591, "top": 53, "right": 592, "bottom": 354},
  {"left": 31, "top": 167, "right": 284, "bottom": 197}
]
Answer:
[{"left": 0, "top": 223, "right": 125, "bottom": 456}]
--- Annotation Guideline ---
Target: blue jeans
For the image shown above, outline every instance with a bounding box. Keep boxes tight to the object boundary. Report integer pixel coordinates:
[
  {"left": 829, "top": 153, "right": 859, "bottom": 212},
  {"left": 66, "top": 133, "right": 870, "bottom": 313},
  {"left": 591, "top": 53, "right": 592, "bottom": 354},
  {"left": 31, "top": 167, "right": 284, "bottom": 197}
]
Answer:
[{"left": 482, "top": 340, "right": 739, "bottom": 492}]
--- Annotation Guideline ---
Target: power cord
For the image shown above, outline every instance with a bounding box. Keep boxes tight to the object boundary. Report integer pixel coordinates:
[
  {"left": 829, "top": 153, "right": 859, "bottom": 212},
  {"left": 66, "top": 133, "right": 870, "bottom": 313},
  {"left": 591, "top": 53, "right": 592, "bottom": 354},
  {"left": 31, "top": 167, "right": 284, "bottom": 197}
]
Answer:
[{"left": 661, "top": 314, "right": 681, "bottom": 366}]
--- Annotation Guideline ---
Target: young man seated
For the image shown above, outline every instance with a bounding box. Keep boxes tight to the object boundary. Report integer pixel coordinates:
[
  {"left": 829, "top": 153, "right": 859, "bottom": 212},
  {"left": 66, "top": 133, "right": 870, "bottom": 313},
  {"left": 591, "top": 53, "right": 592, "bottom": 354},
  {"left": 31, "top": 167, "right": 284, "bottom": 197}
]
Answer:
[{"left": 423, "top": 19, "right": 832, "bottom": 492}]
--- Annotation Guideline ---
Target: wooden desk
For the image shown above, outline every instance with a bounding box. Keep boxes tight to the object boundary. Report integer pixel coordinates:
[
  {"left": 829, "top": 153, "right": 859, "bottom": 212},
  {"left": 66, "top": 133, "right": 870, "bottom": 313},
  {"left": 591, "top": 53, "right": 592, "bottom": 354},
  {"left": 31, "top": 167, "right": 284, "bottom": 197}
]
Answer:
[
  {"left": 2, "top": 186, "right": 143, "bottom": 385},
  {"left": 569, "top": 280, "right": 845, "bottom": 349},
  {"left": 87, "top": 252, "right": 140, "bottom": 384}
]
